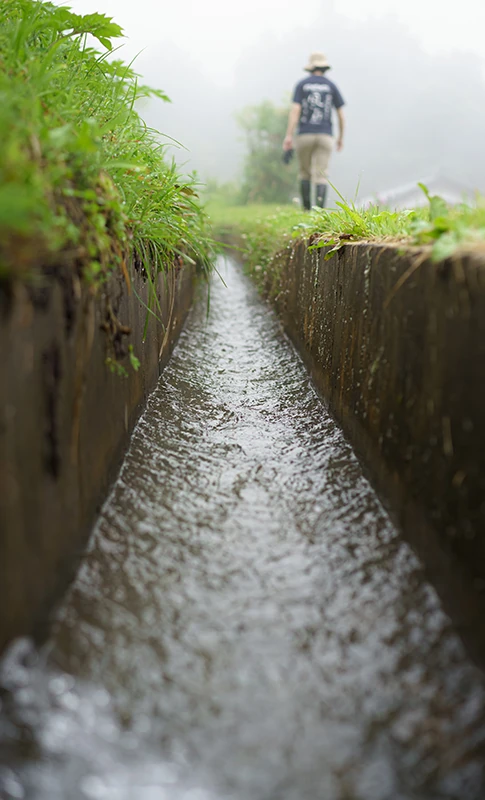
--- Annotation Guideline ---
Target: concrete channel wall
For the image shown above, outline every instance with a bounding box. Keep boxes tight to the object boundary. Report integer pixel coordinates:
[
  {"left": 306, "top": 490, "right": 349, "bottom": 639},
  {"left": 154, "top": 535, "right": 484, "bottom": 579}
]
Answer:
[
  {"left": 253, "top": 240, "right": 485, "bottom": 662},
  {"left": 0, "top": 259, "right": 194, "bottom": 653}
]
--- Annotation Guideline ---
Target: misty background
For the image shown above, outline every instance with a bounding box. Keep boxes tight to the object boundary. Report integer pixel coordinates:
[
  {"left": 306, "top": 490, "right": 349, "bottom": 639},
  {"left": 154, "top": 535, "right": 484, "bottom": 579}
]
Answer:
[{"left": 56, "top": 0, "right": 485, "bottom": 201}]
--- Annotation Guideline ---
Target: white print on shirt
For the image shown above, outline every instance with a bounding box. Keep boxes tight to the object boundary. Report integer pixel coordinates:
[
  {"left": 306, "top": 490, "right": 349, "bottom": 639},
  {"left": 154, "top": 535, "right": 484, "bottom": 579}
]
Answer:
[
  {"left": 303, "top": 83, "right": 331, "bottom": 93},
  {"left": 310, "top": 108, "right": 324, "bottom": 124},
  {"left": 308, "top": 91, "right": 324, "bottom": 109},
  {"left": 301, "top": 88, "right": 332, "bottom": 125}
]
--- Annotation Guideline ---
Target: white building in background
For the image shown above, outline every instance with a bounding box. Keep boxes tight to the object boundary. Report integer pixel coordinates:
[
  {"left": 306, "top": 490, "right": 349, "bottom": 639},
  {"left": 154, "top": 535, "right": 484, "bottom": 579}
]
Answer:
[{"left": 359, "top": 175, "right": 476, "bottom": 210}]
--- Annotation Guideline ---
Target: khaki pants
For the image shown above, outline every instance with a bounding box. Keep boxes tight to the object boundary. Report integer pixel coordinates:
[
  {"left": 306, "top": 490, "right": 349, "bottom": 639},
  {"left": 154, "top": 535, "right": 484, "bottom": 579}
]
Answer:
[{"left": 295, "top": 133, "right": 334, "bottom": 182}]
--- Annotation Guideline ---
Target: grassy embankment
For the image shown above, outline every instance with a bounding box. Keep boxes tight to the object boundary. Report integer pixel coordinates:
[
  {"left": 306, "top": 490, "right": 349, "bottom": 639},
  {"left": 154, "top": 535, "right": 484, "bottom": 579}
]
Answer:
[
  {"left": 208, "top": 186, "right": 485, "bottom": 293},
  {"left": 0, "top": 1, "right": 214, "bottom": 299}
]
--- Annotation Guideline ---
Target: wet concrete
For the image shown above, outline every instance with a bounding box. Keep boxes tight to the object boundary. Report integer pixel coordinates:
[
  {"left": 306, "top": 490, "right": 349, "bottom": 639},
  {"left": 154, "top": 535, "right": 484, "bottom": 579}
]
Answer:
[
  {"left": 0, "top": 258, "right": 194, "bottom": 652},
  {"left": 247, "top": 241, "right": 485, "bottom": 663},
  {"left": 1, "top": 257, "right": 485, "bottom": 800}
]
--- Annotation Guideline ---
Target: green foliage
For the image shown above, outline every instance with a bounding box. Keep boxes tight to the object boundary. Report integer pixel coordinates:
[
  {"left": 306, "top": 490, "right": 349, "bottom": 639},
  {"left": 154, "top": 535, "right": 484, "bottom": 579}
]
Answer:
[
  {"left": 237, "top": 100, "right": 298, "bottom": 204},
  {"left": 203, "top": 178, "right": 241, "bottom": 208},
  {"left": 209, "top": 185, "right": 485, "bottom": 290},
  {"left": 305, "top": 184, "right": 485, "bottom": 263},
  {"left": 305, "top": 184, "right": 425, "bottom": 259},
  {"left": 128, "top": 344, "right": 140, "bottom": 372},
  {"left": 0, "top": 0, "right": 214, "bottom": 284},
  {"left": 208, "top": 202, "right": 307, "bottom": 294},
  {"left": 410, "top": 185, "right": 485, "bottom": 261},
  {"left": 105, "top": 357, "right": 128, "bottom": 378}
]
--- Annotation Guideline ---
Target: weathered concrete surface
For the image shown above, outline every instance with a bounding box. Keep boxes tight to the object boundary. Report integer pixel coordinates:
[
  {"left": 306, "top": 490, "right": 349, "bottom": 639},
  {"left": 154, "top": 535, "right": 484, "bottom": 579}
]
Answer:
[
  {"left": 0, "top": 259, "right": 194, "bottom": 653},
  {"left": 254, "top": 241, "right": 485, "bottom": 662}
]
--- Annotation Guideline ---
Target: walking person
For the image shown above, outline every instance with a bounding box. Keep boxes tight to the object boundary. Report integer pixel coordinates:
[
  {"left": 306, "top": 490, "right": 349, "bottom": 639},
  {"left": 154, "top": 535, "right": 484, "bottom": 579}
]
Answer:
[{"left": 283, "top": 52, "right": 345, "bottom": 209}]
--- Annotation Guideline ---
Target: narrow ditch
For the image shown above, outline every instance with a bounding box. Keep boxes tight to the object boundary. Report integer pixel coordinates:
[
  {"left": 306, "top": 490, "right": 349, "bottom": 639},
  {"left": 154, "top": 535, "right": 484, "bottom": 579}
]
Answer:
[{"left": 1, "top": 257, "right": 485, "bottom": 800}]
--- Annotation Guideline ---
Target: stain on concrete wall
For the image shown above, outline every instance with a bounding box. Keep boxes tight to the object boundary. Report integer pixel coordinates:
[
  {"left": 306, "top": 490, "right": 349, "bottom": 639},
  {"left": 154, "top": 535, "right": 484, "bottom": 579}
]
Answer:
[
  {"left": 256, "top": 241, "right": 485, "bottom": 663},
  {"left": 0, "top": 260, "right": 194, "bottom": 652}
]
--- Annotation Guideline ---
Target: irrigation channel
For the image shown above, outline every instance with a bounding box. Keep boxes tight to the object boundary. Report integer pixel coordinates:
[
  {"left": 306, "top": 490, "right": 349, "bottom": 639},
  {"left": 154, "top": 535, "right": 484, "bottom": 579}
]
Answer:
[{"left": 2, "top": 256, "right": 485, "bottom": 800}]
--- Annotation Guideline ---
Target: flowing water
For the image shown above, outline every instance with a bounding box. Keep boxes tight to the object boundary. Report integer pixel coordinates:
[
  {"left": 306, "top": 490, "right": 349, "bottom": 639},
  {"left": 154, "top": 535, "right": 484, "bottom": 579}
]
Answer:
[{"left": 1, "top": 257, "right": 485, "bottom": 800}]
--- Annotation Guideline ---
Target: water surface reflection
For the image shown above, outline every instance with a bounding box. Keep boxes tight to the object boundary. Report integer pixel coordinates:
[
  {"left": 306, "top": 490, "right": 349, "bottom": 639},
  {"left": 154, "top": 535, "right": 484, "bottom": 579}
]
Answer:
[{"left": 1, "top": 258, "right": 485, "bottom": 799}]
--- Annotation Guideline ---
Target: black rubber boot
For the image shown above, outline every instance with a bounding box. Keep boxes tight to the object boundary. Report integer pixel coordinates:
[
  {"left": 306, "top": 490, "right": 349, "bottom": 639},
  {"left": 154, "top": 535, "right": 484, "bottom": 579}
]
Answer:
[
  {"left": 316, "top": 183, "right": 327, "bottom": 208},
  {"left": 300, "top": 179, "right": 311, "bottom": 211}
]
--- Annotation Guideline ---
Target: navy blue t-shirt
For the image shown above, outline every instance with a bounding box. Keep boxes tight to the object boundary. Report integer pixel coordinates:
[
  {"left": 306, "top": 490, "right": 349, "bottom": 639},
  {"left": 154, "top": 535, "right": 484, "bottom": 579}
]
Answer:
[{"left": 292, "top": 75, "right": 345, "bottom": 135}]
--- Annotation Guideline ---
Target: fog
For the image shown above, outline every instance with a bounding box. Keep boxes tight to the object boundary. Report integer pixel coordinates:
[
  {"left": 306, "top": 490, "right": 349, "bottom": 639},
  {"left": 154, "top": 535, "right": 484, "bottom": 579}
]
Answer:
[{"left": 58, "top": 0, "right": 485, "bottom": 198}]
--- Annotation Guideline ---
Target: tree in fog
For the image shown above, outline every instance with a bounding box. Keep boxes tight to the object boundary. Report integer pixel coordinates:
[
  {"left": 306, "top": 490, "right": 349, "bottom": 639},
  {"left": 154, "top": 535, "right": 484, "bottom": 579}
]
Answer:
[{"left": 237, "top": 100, "right": 298, "bottom": 204}]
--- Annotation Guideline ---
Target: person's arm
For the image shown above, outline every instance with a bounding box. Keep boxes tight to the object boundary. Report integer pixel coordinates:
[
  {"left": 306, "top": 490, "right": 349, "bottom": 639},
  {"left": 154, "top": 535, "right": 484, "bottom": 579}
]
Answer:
[
  {"left": 336, "top": 107, "right": 345, "bottom": 151},
  {"left": 283, "top": 102, "right": 301, "bottom": 151}
]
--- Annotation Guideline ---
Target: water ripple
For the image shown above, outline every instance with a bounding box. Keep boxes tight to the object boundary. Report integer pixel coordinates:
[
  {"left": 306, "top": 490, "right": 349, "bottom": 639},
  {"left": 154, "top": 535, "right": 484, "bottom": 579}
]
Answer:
[{"left": 1, "top": 258, "right": 485, "bottom": 799}]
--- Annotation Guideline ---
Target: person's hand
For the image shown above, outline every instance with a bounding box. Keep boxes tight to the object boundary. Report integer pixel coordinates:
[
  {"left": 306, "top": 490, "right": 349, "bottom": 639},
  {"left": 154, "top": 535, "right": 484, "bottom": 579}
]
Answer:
[
  {"left": 336, "top": 138, "right": 344, "bottom": 152},
  {"left": 283, "top": 135, "right": 293, "bottom": 151}
]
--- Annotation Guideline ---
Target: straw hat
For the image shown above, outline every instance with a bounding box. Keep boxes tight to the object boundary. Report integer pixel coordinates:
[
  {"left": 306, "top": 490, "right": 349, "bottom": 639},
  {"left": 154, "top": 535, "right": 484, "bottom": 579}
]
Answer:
[{"left": 304, "top": 52, "right": 330, "bottom": 71}]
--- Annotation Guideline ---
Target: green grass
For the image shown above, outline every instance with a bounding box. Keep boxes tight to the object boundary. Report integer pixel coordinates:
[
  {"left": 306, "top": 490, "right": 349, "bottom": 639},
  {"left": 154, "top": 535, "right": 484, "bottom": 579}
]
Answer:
[
  {"left": 209, "top": 185, "right": 485, "bottom": 278},
  {"left": 0, "top": 0, "right": 215, "bottom": 286},
  {"left": 207, "top": 202, "right": 307, "bottom": 272},
  {"left": 207, "top": 202, "right": 304, "bottom": 231}
]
